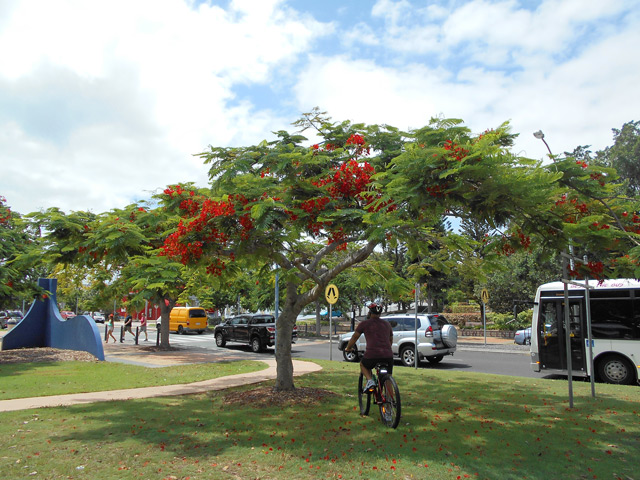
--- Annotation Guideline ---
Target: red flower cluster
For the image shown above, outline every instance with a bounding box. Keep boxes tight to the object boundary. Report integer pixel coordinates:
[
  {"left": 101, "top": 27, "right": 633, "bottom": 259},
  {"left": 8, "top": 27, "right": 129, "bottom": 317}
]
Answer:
[
  {"left": 0, "top": 196, "right": 11, "bottom": 225},
  {"left": 163, "top": 184, "right": 188, "bottom": 198},
  {"left": 206, "top": 258, "right": 227, "bottom": 276},
  {"left": 327, "top": 160, "right": 375, "bottom": 199},
  {"left": 328, "top": 228, "right": 347, "bottom": 251},
  {"left": 160, "top": 199, "right": 237, "bottom": 265},
  {"left": 590, "top": 172, "right": 605, "bottom": 186},
  {"left": 568, "top": 261, "right": 605, "bottom": 279},
  {"left": 346, "top": 134, "right": 365, "bottom": 146},
  {"left": 239, "top": 213, "right": 253, "bottom": 240},
  {"left": 345, "top": 134, "right": 370, "bottom": 156},
  {"left": 300, "top": 197, "right": 330, "bottom": 214},
  {"left": 443, "top": 140, "right": 469, "bottom": 162},
  {"left": 180, "top": 198, "right": 200, "bottom": 216},
  {"left": 426, "top": 184, "right": 448, "bottom": 198}
]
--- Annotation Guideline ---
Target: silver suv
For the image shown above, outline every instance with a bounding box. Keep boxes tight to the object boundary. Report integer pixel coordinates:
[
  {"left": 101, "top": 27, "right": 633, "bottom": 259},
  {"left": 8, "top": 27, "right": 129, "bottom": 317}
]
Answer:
[{"left": 338, "top": 313, "right": 457, "bottom": 367}]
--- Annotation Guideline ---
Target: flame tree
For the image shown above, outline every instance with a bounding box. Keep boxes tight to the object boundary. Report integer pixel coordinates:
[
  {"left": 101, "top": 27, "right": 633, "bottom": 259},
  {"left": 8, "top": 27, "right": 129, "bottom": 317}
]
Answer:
[{"left": 158, "top": 112, "right": 640, "bottom": 391}]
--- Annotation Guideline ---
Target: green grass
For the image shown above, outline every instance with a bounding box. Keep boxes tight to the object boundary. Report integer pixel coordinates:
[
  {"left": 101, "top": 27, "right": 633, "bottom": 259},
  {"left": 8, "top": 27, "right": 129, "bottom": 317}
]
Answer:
[
  {"left": 0, "top": 360, "right": 266, "bottom": 399},
  {"left": 0, "top": 360, "right": 638, "bottom": 479}
]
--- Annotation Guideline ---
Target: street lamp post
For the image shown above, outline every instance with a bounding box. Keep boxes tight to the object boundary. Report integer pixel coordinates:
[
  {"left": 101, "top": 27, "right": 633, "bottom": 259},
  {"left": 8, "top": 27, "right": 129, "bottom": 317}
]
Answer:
[{"left": 534, "top": 130, "right": 575, "bottom": 407}]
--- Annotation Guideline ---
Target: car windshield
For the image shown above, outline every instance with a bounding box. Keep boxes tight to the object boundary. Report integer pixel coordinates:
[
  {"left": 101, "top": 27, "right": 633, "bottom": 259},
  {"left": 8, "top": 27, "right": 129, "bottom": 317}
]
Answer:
[{"left": 188, "top": 309, "right": 207, "bottom": 318}]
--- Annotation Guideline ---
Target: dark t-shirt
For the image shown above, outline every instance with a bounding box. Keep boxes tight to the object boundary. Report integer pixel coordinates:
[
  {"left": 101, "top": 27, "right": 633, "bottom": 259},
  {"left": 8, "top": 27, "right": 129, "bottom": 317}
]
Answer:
[{"left": 356, "top": 316, "right": 393, "bottom": 359}]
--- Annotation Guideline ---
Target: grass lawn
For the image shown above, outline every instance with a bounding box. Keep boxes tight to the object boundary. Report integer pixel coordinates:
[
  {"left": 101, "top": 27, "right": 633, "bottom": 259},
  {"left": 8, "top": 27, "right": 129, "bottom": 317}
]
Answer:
[
  {"left": 0, "top": 359, "right": 638, "bottom": 479},
  {"left": 0, "top": 360, "right": 266, "bottom": 399}
]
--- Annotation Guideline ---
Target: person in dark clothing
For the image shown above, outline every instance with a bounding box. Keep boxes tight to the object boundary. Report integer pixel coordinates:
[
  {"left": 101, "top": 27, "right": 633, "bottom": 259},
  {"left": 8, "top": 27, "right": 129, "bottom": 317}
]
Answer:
[
  {"left": 123, "top": 314, "right": 136, "bottom": 341},
  {"left": 345, "top": 301, "right": 393, "bottom": 392}
]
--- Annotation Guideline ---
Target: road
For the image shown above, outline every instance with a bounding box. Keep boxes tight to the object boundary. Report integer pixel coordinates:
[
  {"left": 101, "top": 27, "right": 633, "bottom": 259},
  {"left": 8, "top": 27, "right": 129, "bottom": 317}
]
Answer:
[{"left": 164, "top": 331, "right": 540, "bottom": 380}]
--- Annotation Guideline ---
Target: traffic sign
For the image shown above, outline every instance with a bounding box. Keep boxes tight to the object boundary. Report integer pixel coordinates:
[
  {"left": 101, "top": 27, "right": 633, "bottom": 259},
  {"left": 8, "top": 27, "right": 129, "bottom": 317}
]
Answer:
[
  {"left": 481, "top": 289, "right": 489, "bottom": 304},
  {"left": 325, "top": 284, "right": 339, "bottom": 304}
]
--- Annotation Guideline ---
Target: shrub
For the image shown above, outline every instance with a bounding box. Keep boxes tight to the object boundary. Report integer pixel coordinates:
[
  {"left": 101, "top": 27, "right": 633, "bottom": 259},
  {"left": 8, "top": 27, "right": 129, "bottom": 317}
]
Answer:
[
  {"left": 442, "top": 312, "right": 481, "bottom": 328},
  {"left": 449, "top": 302, "right": 481, "bottom": 314}
]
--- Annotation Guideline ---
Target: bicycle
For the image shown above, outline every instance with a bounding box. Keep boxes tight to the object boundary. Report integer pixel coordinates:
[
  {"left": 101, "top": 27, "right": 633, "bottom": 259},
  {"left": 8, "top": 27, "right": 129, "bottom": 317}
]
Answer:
[{"left": 358, "top": 362, "right": 401, "bottom": 428}]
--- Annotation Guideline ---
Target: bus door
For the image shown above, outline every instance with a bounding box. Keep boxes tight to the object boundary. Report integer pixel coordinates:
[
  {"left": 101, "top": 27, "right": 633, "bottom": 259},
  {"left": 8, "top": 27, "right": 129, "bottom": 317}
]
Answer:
[{"left": 538, "top": 297, "right": 586, "bottom": 374}]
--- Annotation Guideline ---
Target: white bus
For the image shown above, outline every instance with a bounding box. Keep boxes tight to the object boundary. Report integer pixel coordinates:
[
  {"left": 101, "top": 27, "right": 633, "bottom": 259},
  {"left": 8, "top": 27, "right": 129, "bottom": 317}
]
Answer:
[{"left": 530, "top": 279, "right": 640, "bottom": 386}]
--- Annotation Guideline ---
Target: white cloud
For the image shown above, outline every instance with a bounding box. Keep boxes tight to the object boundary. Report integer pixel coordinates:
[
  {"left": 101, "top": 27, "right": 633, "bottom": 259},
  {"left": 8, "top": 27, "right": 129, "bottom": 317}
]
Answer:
[
  {"left": 0, "top": 0, "right": 330, "bottom": 214},
  {"left": 1, "top": 0, "right": 638, "bottom": 216}
]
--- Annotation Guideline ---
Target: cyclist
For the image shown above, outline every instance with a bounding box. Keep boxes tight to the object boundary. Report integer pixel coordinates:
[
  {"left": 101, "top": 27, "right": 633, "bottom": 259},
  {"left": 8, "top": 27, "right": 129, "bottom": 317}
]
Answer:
[{"left": 345, "top": 301, "right": 394, "bottom": 392}]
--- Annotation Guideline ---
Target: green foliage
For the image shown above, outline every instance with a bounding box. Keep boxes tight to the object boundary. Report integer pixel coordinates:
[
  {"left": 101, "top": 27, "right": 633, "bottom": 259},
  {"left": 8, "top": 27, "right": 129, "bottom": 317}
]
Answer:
[
  {"left": 449, "top": 302, "right": 480, "bottom": 313},
  {"left": 486, "top": 310, "right": 531, "bottom": 330},
  {"left": 598, "top": 120, "right": 640, "bottom": 195},
  {"left": 0, "top": 197, "right": 46, "bottom": 308}
]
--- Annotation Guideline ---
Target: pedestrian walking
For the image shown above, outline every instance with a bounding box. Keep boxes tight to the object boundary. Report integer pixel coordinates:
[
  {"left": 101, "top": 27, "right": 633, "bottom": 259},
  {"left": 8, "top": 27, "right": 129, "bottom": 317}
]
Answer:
[
  {"left": 106, "top": 314, "right": 117, "bottom": 343},
  {"left": 123, "top": 314, "right": 136, "bottom": 341},
  {"left": 139, "top": 313, "right": 148, "bottom": 341}
]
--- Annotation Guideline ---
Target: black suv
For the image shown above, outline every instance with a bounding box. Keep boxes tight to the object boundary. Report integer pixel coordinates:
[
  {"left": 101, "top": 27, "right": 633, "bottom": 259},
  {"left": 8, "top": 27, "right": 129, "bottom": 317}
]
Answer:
[{"left": 214, "top": 314, "right": 297, "bottom": 353}]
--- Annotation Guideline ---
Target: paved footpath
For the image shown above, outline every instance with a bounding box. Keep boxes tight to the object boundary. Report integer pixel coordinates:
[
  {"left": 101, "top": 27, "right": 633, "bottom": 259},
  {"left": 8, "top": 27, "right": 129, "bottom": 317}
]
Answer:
[{"left": 0, "top": 357, "right": 322, "bottom": 413}]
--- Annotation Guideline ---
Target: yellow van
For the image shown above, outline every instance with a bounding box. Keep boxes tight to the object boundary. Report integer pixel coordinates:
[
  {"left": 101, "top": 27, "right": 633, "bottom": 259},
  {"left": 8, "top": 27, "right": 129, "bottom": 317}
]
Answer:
[{"left": 169, "top": 307, "right": 207, "bottom": 334}]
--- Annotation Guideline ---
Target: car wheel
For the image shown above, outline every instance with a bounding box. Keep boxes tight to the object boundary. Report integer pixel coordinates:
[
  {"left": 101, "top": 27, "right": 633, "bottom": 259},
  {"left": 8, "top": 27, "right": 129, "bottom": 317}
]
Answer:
[
  {"left": 178, "top": 325, "right": 185, "bottom": 335},
  {"left": 400, "top": 346, "right": 416, "bottom": 368},
  {"left": 198, "top": 330, "right": 204, "bottom": 334},
  {"left": 343, "top": 349, "right": 359, "bottom": 362},
  {"left": 597, "top": 354, "right": 636, "bottom": 385},
  {"left": 426, "top": 355, "right": 443, "bottom": 364},
  {"left": 215, "top": 332, "right": 226, "bottom": 347},
  {"left": 251, "top": 337, "right": 263, "bottom": 353},
  {"left": 525, "top": 337, "right": 531, "bottom": 346}
]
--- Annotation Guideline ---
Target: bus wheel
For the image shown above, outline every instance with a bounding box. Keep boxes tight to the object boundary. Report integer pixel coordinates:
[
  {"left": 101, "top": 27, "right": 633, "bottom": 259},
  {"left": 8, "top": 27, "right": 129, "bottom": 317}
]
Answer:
[{"left": 597, "top": 354, "right": 636, "bottom": 385}]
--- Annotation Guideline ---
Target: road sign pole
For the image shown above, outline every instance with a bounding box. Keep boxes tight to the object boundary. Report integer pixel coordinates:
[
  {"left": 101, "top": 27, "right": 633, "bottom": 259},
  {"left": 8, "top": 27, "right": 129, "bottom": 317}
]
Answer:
[
  {"left": 483, "top": 301, "right": 487, "bottom": 346},
  {"left": 414, "top": 283, "right": 419, "bottom": 370},
  {"left": 481, "top": 289, "right": 489, "bottom": 346},
  {"left": 325, "top": 284, "right": 339, "bottom": 362},
  {"left": 329, "top": 303, "right": 333, "bottom": 361}
]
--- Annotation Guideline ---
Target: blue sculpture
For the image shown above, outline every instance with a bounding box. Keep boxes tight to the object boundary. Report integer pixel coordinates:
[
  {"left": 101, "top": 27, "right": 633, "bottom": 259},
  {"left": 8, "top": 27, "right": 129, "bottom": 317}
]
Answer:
[{"left": 1, "top": 278, "right": 105, "bottom": 361}]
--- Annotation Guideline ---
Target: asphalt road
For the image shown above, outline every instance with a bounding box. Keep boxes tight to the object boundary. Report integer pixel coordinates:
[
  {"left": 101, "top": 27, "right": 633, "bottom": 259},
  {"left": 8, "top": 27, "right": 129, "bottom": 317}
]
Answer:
[{"left": 164, "top": 332, "right": 540, "bottom": 380}]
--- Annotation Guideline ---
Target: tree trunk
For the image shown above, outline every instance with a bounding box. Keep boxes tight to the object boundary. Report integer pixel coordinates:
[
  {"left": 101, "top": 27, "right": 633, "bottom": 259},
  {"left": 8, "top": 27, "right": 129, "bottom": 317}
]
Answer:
[
  {"left": 158, "top": 296, "right": 174, "bottom": 350},
  {"left": 274, "top": 281, "right": 306, "bottom": 391}
]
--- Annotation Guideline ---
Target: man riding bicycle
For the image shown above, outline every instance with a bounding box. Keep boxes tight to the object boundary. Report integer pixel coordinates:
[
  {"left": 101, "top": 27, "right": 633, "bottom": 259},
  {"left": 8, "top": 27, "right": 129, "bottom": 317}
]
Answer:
[{"left": 345, "top": 301, "right": 394, "bottom": 392}]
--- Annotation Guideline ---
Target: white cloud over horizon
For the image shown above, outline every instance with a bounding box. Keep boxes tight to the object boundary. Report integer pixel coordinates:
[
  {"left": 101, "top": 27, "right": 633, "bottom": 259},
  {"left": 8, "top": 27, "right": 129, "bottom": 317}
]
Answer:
[{"left": 1, "top": 0, "right": 638, "bottom": 215}]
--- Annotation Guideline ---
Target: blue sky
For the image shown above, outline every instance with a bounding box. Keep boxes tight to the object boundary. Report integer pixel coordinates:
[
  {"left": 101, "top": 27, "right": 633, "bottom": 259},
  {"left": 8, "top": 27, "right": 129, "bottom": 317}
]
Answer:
[{"left": 1, "top": 0, "right": 639, "bottom": 214}]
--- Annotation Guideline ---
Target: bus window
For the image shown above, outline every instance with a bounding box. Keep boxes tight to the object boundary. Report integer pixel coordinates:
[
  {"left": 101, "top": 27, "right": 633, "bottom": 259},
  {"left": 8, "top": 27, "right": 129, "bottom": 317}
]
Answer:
[
  {"left": 541, "top": 302, "right": 558, "bottom": 345},
  {"left": 591, "top": 298, "right": 638, "bottom": 339}
]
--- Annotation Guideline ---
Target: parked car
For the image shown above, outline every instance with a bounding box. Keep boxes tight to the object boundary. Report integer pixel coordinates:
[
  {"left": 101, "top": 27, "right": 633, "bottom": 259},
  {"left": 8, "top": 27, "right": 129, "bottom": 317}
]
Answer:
[
  {"left": 92, "top": 313, "right": 105, "bottom": 323},
  {"left": 214, "top": 314, "right": 297, "bottom": 353},
  {"left": 514, "top": 326, "right": 532, "bottom": 345},
  {"left": 320, "top": 310, "right": 343, "bottom": 319},
  {"left": 2, "top": 310, "right": 24, "bottom": 325},
  {"left": 0, "top": 311, "right": 10, "bottom": 328},
  {"left": 338, "top": 313, "right": 458, "bottom": 367},
  {"left": 60, "top": 310, "right": 75, "bottom": 319}
]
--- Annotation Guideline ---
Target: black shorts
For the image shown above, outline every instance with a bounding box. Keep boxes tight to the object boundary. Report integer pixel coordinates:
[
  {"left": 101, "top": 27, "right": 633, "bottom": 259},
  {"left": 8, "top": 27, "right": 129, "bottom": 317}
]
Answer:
[{"left": 361, "top": 357, "right": 393, "bottom": 375}]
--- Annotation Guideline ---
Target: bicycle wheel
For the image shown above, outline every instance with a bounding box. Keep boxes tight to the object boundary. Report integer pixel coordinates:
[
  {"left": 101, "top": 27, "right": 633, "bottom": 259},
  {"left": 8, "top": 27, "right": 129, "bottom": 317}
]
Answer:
[
  {"left": 379, "top": 375, "right": 401, "bottom": 428},
  {"left": 358, "top": 373, "right": 371, "bottom": 416}
]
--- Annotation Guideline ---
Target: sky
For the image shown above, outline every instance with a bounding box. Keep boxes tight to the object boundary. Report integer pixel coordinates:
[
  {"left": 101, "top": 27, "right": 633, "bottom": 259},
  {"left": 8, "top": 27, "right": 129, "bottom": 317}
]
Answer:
[{"left": 1, "top": 0, "right": 639, "bottom": 215}]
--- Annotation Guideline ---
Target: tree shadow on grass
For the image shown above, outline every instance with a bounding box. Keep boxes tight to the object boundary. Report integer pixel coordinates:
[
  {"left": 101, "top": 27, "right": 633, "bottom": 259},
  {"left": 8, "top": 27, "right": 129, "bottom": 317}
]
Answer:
[{"left": 3, "top": 364, "right": 638, "bottom": 480}]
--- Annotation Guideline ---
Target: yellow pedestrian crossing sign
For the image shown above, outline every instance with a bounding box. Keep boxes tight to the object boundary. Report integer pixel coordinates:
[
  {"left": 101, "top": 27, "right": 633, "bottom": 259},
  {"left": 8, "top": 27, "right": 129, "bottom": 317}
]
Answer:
[
  {"left": 325, "top": 284, "right": 339, "bottom": 304},
  {"left": 481, "top": 289, "right": 489, "bottom": 304}
]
